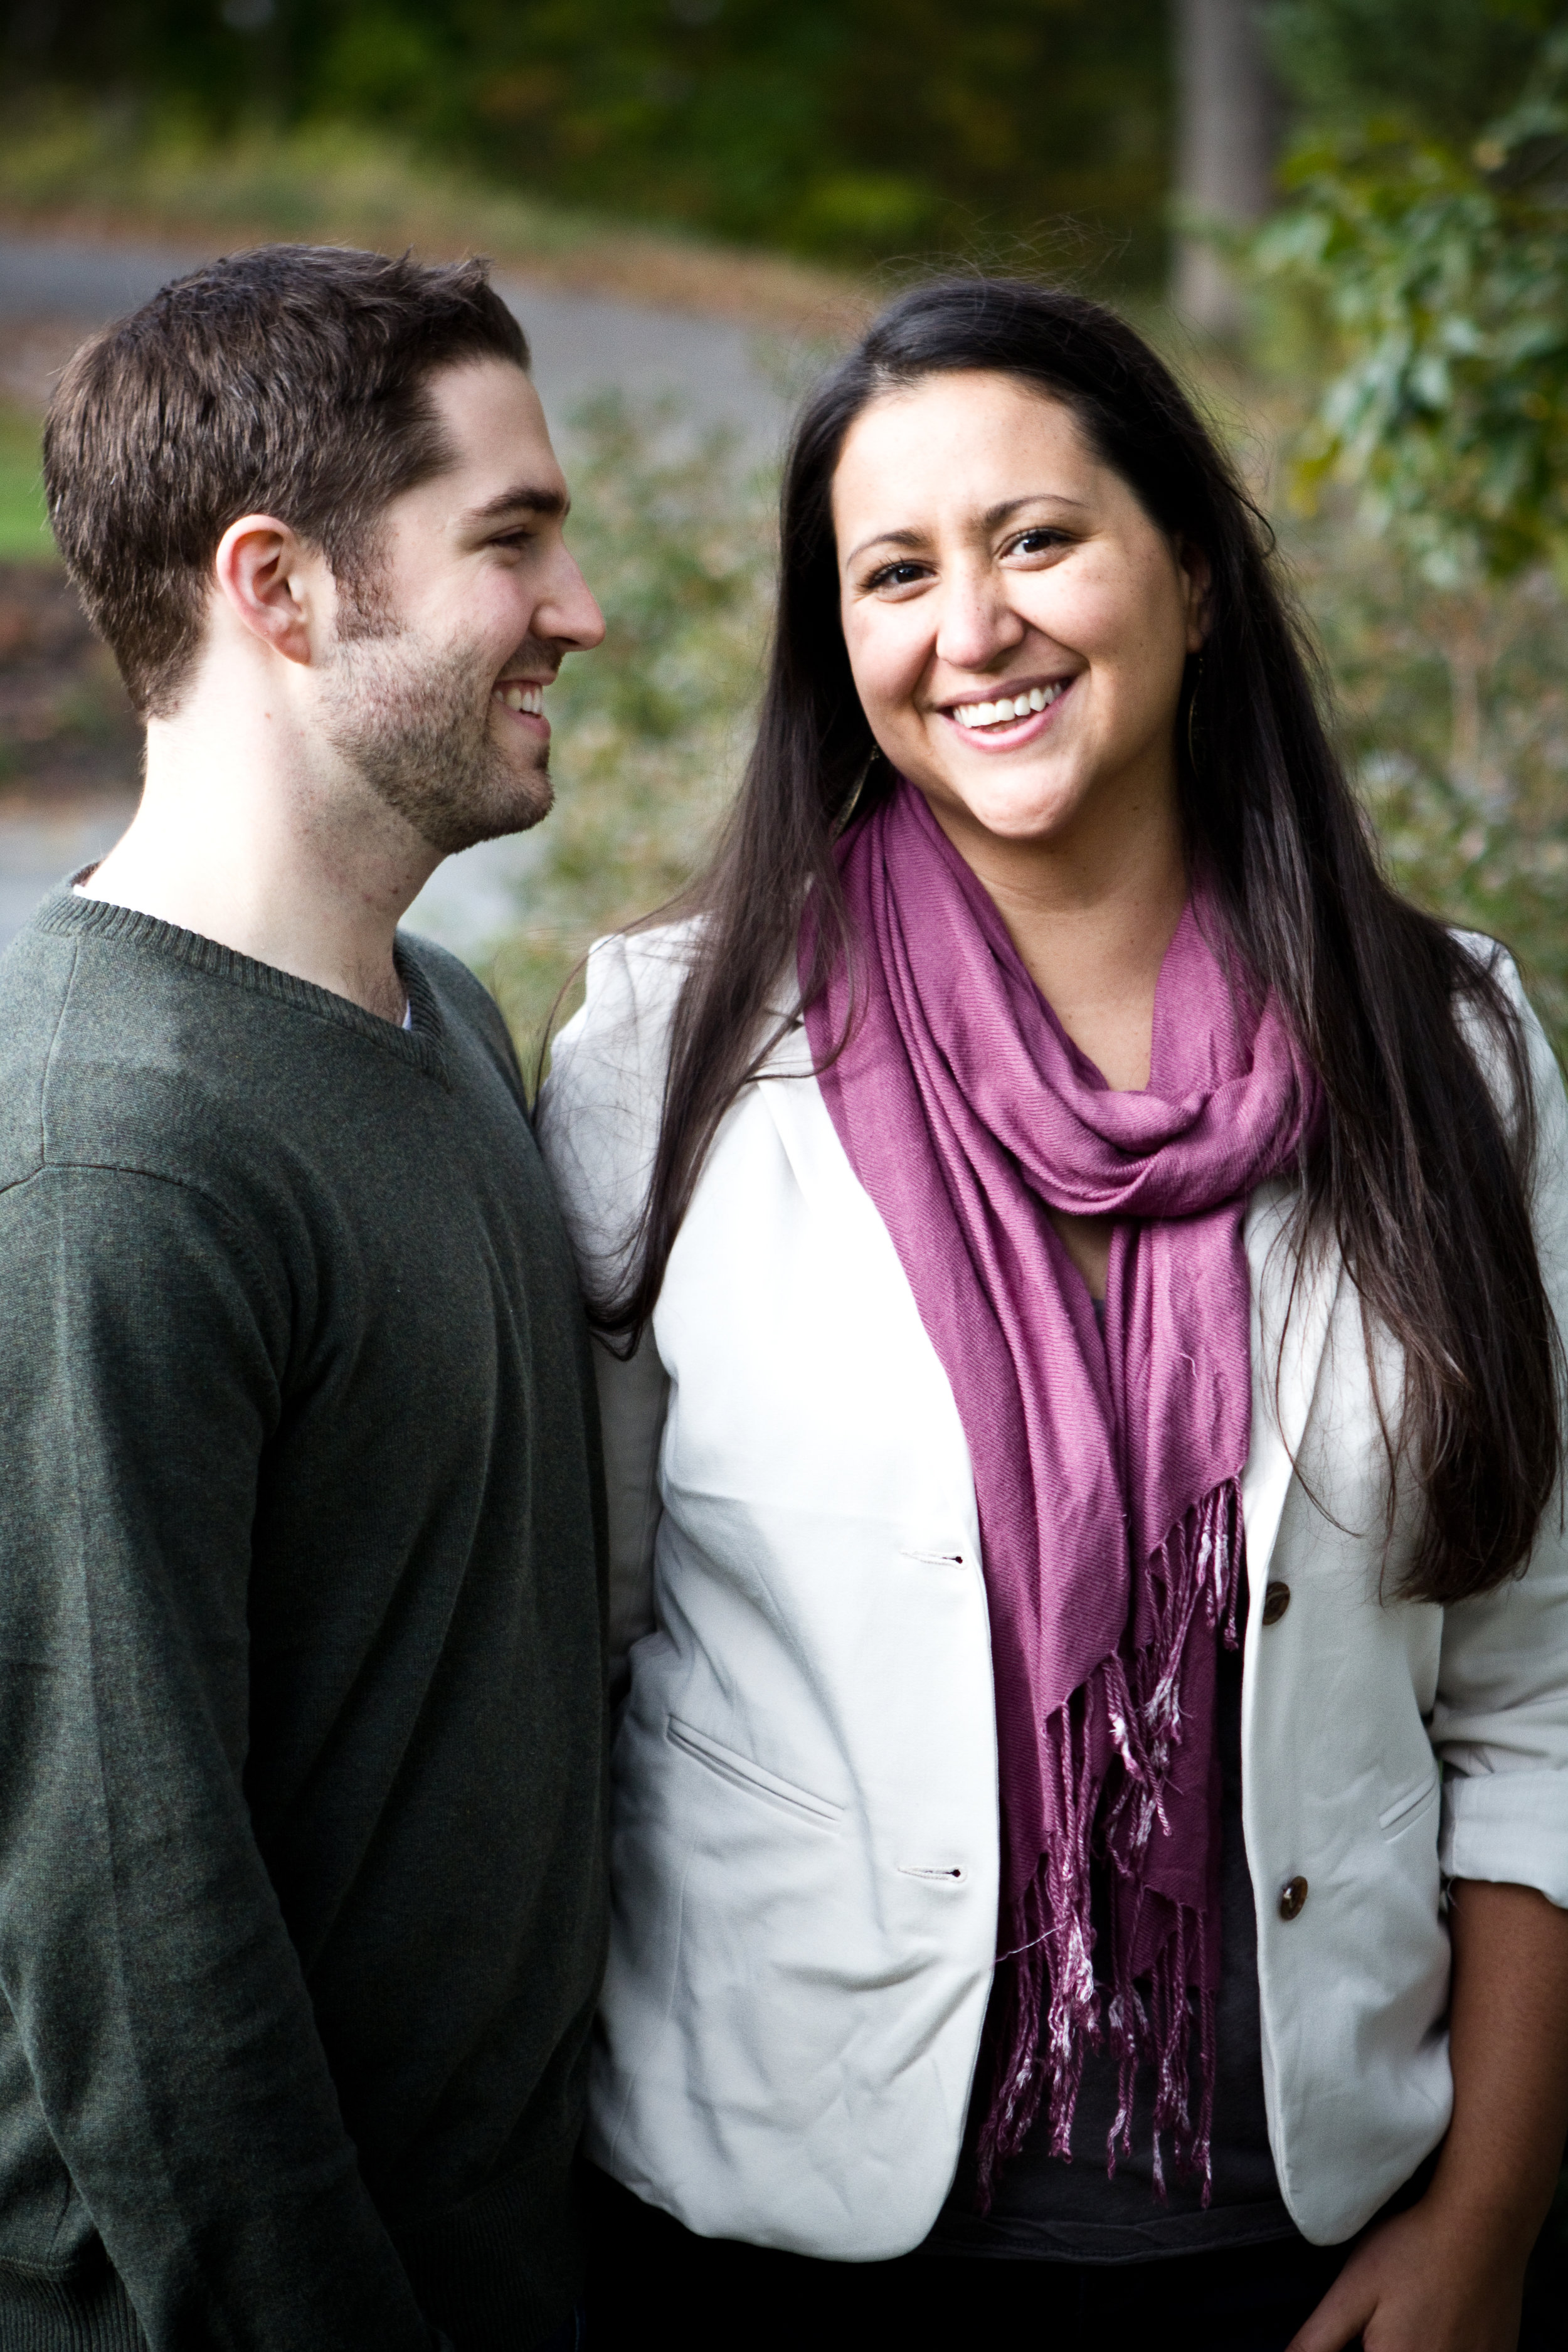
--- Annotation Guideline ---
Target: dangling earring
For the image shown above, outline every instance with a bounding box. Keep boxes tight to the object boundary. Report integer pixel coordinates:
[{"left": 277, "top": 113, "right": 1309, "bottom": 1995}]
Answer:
[
  {"left": 835, "top": 743, "right": 884, "bottom": 835},
  {"left": 1185, "top": 652, "right": 1205, "bottom": 774}
]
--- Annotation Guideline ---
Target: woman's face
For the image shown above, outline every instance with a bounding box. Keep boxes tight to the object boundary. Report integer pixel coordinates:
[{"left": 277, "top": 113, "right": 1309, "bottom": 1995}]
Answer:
[{"left": 831, "top": 371, "right": 1206, "bottom": 854}]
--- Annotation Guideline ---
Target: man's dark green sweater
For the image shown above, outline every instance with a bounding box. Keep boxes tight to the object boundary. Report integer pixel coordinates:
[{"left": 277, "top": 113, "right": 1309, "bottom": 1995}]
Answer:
[{"left": 0, "top": 891, "right": 608, "bottom": 2352}]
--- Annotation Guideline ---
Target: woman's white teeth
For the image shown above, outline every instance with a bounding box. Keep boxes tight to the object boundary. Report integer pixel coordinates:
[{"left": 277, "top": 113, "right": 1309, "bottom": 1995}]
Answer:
[
  {"left": 953, "top": 682, "right": 1063, "bottom": 729},
  {"left": 496, "top": 682, "right": 544, "bottom": 716}
]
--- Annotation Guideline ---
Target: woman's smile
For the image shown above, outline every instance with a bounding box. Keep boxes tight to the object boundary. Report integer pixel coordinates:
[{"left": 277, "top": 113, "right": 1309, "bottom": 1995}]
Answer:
[{"left": 937, "top": 670, "right": 1077, "bottom": 750}]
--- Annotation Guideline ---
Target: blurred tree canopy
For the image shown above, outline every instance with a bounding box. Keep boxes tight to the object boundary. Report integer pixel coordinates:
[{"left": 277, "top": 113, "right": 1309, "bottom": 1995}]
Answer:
[
  {"left": 1254, "top": 6, "right": 1568, "bottom": 1039},
  {"left": 2, "top": 0, "right": 1170, "bottom": 272},
  {"left": 1258, "top": 13, "right": 1568, "bottom": 590},
  {"left": 1264, "top": 0, "right": 1559, "bottom": 146}
]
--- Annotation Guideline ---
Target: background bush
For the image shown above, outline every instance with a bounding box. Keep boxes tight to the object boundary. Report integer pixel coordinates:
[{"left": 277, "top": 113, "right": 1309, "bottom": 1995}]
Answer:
[{"left": 1, "top": 0, "right": 1171, "bottom": 275}]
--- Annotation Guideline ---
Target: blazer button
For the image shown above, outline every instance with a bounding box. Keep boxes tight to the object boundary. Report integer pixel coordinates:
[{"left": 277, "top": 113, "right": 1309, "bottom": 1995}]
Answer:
[
  {"left": 1278, "top": 1876, "right": 1308, "bottom": 1921},
  {"left": 1261, "top": 1582, "right": 1291, "bottom": 1624}
]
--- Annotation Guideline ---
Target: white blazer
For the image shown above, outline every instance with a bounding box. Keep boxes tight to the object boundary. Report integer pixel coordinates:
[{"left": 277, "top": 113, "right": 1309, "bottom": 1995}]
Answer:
[{"left": 538, "top": 923, "right": 1568, "bottom": 2260}]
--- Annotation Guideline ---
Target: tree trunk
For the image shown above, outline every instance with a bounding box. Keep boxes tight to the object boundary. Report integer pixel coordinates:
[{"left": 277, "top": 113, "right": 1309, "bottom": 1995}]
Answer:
[{"left": 1172, "top": 0, "right": 1279, "bottom": 336}]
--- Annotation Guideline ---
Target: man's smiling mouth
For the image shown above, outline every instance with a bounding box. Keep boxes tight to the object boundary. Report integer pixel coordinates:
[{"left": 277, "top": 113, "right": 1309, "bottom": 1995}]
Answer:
[{"left": 493, "top": 681, "right": 545, "bottom": 716}]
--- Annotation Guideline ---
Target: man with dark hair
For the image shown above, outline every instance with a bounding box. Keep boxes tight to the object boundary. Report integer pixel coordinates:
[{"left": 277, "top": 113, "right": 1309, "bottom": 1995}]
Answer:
[{"left": 0, "top": 245, "right": 608, "bottom": 2349}]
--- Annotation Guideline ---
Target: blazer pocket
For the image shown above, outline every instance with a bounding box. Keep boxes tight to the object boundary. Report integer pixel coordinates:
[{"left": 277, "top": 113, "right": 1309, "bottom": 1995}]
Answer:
[
  {"left": 666, "top": 1715, "right": 844, "bottom": 1830},
  {"left": 1379, "top": 1765, "right": 1441, "bottom": 1841}
]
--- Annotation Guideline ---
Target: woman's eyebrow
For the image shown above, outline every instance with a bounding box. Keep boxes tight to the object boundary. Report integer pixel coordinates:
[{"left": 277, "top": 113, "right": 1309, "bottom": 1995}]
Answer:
[
  {"left": 845, "top": 490, "right": 1094, "bottom": 566},
  {"left": 980, "top": 492, "right": 1092, "bottom": 529},
  {"left": 844, "top": 524, "right": 926, "bottom": 567}
]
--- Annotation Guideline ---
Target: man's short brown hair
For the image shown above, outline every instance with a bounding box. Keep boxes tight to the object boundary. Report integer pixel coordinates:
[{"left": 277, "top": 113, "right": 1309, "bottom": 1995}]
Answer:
[{"left": 44, "top": 244, "right": 529, "bottom": 718}]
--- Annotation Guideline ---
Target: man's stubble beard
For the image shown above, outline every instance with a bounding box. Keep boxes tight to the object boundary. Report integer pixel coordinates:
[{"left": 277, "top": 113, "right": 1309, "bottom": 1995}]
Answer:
[{"left": 321, "top": 621, "right": 554, "bottom": 859}]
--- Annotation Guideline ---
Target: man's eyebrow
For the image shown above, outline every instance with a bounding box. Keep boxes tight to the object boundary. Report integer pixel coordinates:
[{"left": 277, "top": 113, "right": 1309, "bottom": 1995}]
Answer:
[{"left": 462, "top": 484, "right": 569, "bottom": 525}]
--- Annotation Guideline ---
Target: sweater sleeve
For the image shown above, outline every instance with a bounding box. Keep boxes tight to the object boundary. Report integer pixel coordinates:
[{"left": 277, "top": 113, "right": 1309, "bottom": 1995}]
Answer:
[{"left": 0, "top": 1162, "right": 443, "bottom": 2351}]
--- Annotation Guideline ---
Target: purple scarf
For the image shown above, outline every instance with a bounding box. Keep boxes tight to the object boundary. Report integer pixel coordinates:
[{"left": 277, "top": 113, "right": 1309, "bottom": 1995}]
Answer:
[{"left": 802, "top": 781, "right": 1320, "bottom": 2201}]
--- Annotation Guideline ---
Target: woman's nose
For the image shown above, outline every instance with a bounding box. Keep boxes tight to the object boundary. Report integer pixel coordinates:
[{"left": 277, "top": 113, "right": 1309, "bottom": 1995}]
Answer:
[{"left": 933, "top": 569, "right": 1025, "bottom": 674}]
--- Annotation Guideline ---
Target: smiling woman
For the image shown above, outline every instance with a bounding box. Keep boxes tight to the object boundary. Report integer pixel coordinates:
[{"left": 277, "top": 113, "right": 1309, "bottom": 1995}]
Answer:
[
  {"left": 538, "top": 280, "right": 1568, "bottom": 2352},
  {"left": 831, "top": 370, "right": 1204, "bottom": 1126}
]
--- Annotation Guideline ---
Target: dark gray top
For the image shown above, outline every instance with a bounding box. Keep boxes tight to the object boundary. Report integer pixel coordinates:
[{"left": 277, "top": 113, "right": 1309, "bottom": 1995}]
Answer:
[
  {"left": 0, "top": 892, "right": 608, "bottom": 2350},
  {"left": 930, "top": 1633, "right": 1299, "bottom": 2262}
]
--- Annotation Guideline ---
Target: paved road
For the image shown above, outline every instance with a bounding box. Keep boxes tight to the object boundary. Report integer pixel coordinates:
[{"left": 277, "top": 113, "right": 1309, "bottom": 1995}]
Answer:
[
  {"left": 0, "top": 228, "right": 799, "bottom": 960},
  {"left": 0, "top": 806, "right": 132, "bottom": 950},
  {"left": 0, "top": 230, "right": 795, "bottom": 452}
]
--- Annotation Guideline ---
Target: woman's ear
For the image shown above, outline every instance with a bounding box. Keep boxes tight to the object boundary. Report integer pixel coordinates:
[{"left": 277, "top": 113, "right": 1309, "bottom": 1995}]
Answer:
[{"left": 1180, "top": 542, "right": 1212, "bottom": 653}]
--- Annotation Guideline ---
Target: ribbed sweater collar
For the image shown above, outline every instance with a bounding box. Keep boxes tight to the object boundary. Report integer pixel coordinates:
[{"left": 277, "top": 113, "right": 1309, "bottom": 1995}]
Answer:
[{"left": 31, "top": 887, "right": 452, "bottom": 1085}]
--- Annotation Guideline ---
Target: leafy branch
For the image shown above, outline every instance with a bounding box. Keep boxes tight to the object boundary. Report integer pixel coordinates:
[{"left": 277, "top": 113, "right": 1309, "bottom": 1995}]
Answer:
[{"left": 1256, "top": 28, "right": 1568, "bottom": 591}]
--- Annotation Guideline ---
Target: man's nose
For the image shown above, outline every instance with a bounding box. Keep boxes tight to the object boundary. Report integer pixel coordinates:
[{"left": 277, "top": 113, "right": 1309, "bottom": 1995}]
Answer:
[{"left": 539, "top": 550, "right": 606, "bottom": 652}]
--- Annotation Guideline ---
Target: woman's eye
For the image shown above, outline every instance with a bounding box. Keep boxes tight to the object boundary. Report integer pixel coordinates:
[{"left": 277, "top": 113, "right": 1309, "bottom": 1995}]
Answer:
[
  {"left": 1009, "top": 527, "right": 1069, "bottom": 558},
  {"left": 867, "top": 561, "right": 930, "bottom": 592}
]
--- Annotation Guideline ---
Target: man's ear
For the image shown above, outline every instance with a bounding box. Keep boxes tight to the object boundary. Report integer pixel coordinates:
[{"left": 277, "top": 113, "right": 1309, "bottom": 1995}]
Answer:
[
  {"left": 212, "top": 516, "right": 323, "bottom": 667},
  {"left": 1181, "top": 540, "right": 1212, "bottom": 654}
]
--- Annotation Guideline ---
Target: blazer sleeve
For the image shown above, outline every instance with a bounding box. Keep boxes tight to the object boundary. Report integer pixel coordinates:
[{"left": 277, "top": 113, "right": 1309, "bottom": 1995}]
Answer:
[
  {"left": 537, "top": 931, "right": 687, "bottom": 1693},
  {"left": 1433, "top": 948, "right": 1568, "bottom": 1905}
]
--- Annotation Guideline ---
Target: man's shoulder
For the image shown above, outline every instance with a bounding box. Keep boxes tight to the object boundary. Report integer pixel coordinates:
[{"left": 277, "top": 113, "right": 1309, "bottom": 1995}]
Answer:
[
  {"left": 0, "top": 908, "right": 529, "bottom": 1235},
  {"left": 0, "top": 911, "right": 344, "bottom": 1204},
  {"left": 0, "top": 929, "right": 267, "bottom": 1244}
]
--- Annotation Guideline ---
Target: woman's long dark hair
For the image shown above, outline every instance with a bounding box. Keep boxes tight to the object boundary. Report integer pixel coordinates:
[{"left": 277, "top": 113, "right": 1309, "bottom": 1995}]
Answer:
[{"left": 598, "top": 275, "right": 1560, "bottom": 1607}]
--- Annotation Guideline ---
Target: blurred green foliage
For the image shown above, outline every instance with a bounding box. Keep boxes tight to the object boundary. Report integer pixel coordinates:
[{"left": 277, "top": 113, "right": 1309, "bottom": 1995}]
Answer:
[
  {"left": 0, "top": 407, "right": 50, "bottom": 561},
  {"left": 1264, "top": 0, "right": 1559, "bottom": 146},
  {"left": 483, "top": 396, "right": 773, "bottom": 1056},
  {"left": 2, "top": 0, "right": 1171, "bottom": 274},
  {"left": 1281, "top": 497, "right": 1568, "bottom": 1042},
  {"left": 1255, "top": 7, "right": 1568, "bottom": 1045},
  {"left": 1256, "top": 25, "right": 1568, "bottom": 590},
  {"left": 0, "top": 99, "right": 609, "bottom": 260}
]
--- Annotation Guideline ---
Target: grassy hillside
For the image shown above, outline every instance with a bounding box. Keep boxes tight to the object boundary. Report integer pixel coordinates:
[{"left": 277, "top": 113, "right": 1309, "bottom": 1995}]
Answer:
[
  {"left": 0, "top": 407, "right": 50, "bottom": 564},
  {"left": 0, "top": 103, "right": 864, "bottom": 332}
]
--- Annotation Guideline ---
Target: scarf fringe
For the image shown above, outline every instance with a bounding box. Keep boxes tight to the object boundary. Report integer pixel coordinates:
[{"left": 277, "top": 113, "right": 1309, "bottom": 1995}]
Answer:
[{"left": 975, "top": 1478, "right": 1241, "bottom": 2210}]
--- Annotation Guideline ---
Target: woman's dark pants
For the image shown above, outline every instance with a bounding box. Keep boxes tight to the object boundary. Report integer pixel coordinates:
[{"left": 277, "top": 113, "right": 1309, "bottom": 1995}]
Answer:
[{"left": 582, "top": 2162, "right": 1357, "bottom": 2351}]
